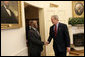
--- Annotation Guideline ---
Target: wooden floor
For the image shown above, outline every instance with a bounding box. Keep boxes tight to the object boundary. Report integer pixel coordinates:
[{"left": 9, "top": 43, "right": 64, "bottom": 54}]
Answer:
[{"left": 69, "top": 50, "right": 84, "bottom": 56}]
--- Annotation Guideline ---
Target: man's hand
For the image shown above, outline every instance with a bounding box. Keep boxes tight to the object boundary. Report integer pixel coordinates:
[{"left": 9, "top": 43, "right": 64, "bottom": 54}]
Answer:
[
  {"left": 67, "top": 47, "right": 70, "bottom": 52},
  {"left": 44, "top": 41, "right": 49, "bottom": 45}
]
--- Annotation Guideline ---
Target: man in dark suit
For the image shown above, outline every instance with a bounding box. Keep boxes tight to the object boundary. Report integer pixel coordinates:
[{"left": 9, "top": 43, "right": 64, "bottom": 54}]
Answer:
[
  {"left": 46, "top": 15, "right": 70, "bottom": 56},
  {"left": 1, "top": 1, "right": 18, "bottom": 24},
  {"left": 28, "top": 20, "right": 45, "bottom": 56}
]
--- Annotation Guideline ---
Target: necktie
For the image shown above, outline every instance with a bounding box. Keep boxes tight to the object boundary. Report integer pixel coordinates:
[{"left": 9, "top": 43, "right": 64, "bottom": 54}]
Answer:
[{"left": 55, "top": 25, "right": 57, "bottom": 37}]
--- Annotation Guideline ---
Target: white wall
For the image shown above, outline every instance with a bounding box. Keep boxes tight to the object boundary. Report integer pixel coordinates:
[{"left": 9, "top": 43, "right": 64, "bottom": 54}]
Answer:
[
  {"left": 1, "top": 1, "right": 73, "bottom": 56},
  {"left": 1, "top": 1, "right": 28, "bottom": 56}
]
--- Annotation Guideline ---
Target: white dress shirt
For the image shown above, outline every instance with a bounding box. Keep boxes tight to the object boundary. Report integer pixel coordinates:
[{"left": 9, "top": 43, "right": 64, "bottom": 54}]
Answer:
[{"left": 4, "top": 5, "right": 11, "bottom": 16}]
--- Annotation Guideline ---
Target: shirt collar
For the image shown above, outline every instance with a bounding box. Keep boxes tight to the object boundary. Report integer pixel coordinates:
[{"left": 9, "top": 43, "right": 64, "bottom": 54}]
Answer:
[
  {"left": 4, "top": 5, "right": 9, "bottom": 10},
  {"left": 4, "top": 5, "right": 7, "bottom": 9},
  {"left": 31, "top": 27, "right": 37, "bottom": 31},
  {"left": 55, "top": 22, "right": 59, "bottom": 26}
]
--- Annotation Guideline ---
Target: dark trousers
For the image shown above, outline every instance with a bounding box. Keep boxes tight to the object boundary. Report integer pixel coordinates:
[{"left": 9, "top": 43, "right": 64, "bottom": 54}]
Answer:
[
  {"left": 53, "top": 47, "right": 66, "bottom": 56},
  {"left": 29, "top": 49, "right": 41, "bottom": 56},
  {"left": 30, "top": 52, "right": 41, "bottom": 56}
]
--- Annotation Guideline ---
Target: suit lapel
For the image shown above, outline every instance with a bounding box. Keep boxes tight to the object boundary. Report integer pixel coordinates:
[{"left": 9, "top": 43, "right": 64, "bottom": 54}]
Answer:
[
  {"left": 52, "top": 25, "right": 55, "bottom": 33},
  {"left": 52, "top": 23, "right": 60, "bottom": 34},
  {"left": 31, "top": 28, "right": 41, "bottom": 37}
]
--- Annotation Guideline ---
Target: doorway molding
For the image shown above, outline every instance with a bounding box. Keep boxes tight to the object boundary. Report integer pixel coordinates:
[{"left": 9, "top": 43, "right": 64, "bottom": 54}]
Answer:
[{"left": 24, "top": 2, "right": 46, "bottom": 56}]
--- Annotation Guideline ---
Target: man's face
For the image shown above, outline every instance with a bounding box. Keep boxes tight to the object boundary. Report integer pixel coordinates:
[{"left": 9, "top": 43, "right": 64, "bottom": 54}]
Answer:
[
  {"left": 51, "top": 17, "right": 58, "bottom": 25},
  {"left": 33, "top": 21, "right": 38, "bottom": 29},
  {"left": 4, "top": 1, "right": 9, "bottom": 5}
]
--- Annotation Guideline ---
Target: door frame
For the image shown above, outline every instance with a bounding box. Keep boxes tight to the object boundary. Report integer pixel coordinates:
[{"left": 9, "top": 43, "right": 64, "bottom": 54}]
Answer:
[{"left": 24, "top": 2, "right": 46, "bottom": 56}]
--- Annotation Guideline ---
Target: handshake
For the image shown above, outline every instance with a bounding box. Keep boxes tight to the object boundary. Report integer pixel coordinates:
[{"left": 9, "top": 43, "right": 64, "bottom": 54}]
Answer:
[{"left": 43, "top": 41, "right": 49, "bottom": 45}]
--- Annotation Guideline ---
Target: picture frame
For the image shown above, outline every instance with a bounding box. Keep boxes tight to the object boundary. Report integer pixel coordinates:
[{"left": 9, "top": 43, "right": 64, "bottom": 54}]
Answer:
[
  {"left": 72, "top": 1, "right": 84, "bottom": 18},
  {"left": 1, "top": 1, "right": 22, "bottom": 29}
]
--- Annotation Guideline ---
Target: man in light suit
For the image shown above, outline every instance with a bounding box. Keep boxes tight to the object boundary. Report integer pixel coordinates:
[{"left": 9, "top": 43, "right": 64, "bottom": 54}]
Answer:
[
  {"left": 1, "top": 1, "right": 18, "bottom": 24},
  {"left": 46, "top": 15, "right": 70, "bottom": 56},
  {"left": 28, "top": 20, "right": 45, "bottom": 56}
]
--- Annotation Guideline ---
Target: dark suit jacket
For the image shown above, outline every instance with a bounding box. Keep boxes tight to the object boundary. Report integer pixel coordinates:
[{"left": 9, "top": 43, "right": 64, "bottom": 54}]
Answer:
[
  {"left": 28, "top": 28, "right": 44, "bottom": 54},
  {"left": 48, "top": 23, "right": 70, "bottom": 52},
  {"left": 1, "top": 6, "right": 18, "bottom": 24}
]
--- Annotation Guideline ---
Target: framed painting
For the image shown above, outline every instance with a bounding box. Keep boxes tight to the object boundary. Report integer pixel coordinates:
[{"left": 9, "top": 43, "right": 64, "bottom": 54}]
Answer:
[
  {"left": 72, "top": 1, "right": 84, "bottom": 18},
  {"left": 1, "top": 1, "right": 22, "bottom": 29}
]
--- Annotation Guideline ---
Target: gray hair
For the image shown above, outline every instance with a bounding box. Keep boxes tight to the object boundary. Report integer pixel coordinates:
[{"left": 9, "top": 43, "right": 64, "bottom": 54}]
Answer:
[{"left": 51, "top": 15, "right": 59, "bottom": 21}]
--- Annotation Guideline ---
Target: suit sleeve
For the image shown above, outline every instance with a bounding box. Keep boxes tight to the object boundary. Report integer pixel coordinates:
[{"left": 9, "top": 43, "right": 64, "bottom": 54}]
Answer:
[
  {"left": 28, "top": 31, "right": 44, "bottom": 46},
  {"left": 48, "top": 27, "right": 53, "bottom": 43},
  {"left": 64, "top": 25, "right": 70, "bottom": 47}
]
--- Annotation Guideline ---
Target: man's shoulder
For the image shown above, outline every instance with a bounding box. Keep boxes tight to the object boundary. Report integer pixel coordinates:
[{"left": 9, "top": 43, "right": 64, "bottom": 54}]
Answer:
[
  {"left": 50, "top": 25, "right": 54, "bottom": 29},
  {"left": 1, "top": 6, "right": 5, "bottom": 10},
  {"left": 59, "top": 23, "right": 67, "bottom": 27},
  {"left": 1, "top": 5, "right": 4, "bottom": 8}
]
